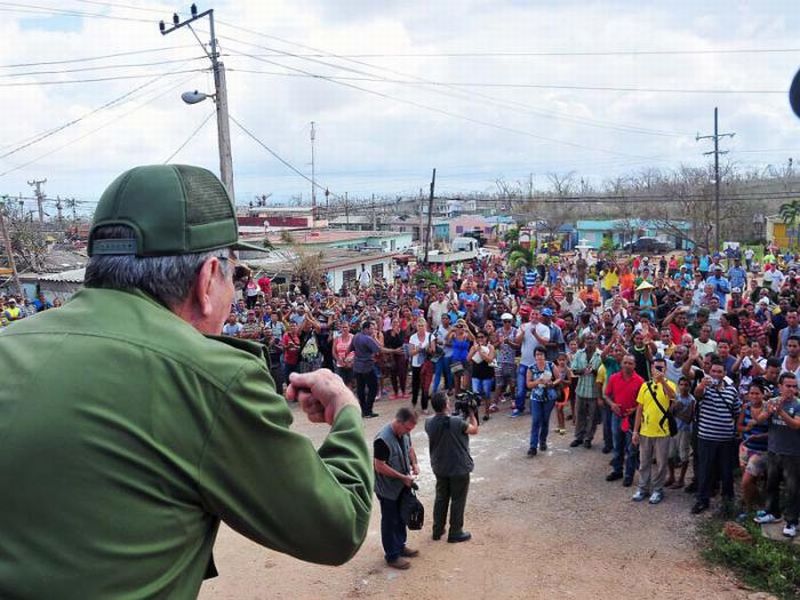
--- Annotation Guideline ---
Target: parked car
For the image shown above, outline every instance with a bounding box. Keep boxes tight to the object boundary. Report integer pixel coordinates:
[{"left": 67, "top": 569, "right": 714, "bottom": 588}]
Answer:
[{"left": 623, "top": 237, "right": 673, "bottom": 253}]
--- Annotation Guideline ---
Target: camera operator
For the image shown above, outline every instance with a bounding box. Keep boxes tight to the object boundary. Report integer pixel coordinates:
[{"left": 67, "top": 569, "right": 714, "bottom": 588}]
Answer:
[{"left": 425, "top": 391, "right": 479, "bottom": 544}]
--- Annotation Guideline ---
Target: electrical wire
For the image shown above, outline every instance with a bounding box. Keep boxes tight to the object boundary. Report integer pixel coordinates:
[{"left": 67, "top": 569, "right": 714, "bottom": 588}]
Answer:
[
  {"left": 1, "top": 63, "right": 200, "bottom": 160},
  {"left": 162, "top": 110, "right": 214, "bottom": 164},
  {"left": 0, "top": 2, "right": 152, "bottom": 22},
  {"left": 0, "top": 68, "right": 205, "bottom": 87},
  {"left": 0, "top": 72, "right": 198, "bottom": 178},
  {"left": 222, "top": 49, "right": 659, "bottom": 162},
  {"left": 0, "top": 56, "right": 207, "bottom": 78},
  {"left": 0, "top": 45, "right": 199, "bottom": 69}
]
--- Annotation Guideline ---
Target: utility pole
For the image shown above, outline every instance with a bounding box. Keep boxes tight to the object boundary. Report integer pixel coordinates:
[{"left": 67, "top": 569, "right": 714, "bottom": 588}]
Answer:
[
  {"left": 344, "top": 192, "right": 349, "bottom": 227},
  {"left": 55, "top": 196, "right": 63, "bottom": 223},
  {"left": 160, "top": 4, "right": 235, "bottom": 201},
  {"left": 310, "top": 121, "right": 317, "bottom": 219},
  {"left": 371, "top": 194, "right": 377, "bottom": 231},
  {"left": 27, "top": 178, "right": 46, "bottom": 225},
  {"left": 696, "top": 107, "right": 735, "bottom": 253},
  {"left": 0, "top": 197, "right": 22, "bottom": 296},
  {"left": 424, "top": 168, "right": 437, "bottom": 263}
]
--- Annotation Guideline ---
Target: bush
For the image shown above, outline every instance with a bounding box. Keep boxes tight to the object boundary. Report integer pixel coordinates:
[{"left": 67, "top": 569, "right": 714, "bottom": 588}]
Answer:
[{"left": 700, "top": 518, "right": 800, "bottom": 599}]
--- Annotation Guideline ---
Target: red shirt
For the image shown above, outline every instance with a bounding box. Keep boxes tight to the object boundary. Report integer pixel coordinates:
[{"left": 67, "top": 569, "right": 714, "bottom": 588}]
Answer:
[
  {"left": 668, "top": 322, "right": 687, "bottom": 346},
  {"left": 605, "top": 371, "right": 645, "bottom": 413},
  {"left": 282, "top": 332, "right": 301, "bottom": 365}
]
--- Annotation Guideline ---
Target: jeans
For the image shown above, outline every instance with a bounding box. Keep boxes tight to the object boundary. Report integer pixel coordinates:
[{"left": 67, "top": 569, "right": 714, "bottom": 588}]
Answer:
[
  {"left": 514, "top": 364, "right": 530, "bottom": 412},
  {"left": 530, "top": 397, "right": 556, "bottom": 449},
  {"left": 471, "top": 377, "right": 493, "bottom": 402},
  {"left": 765, "top": 452, "right": 800, "bottom": 525},
  {"left": 611, "top": 414, "right": 638, "bottom": 478},
  {"left": 378, "top": 495, "right": 407, "bottom": 562},
  {"left": 433, "top": 474, "right": 470, "bottom": 538},
  {"left": 601, "top": 405, "right": 614, "bottom": 451},
  {"left": 355, "top": 370, "right": 378, "bottom": 416},
  {"left": 433, "top": 355, "right": 453, "bottom": 392},
  {"left": 696, "top": 438, "right": 737, "bottom": 504},
  {"left": 389, "top": 353, "right": 407, "bottom": 395}
]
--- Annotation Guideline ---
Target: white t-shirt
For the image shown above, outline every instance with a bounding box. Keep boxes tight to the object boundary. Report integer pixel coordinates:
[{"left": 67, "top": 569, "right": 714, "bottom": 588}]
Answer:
[
  {"left": 520, "top": 322, "right": 551, "bottom": 367},
  {"left": 409, "top": 332, "right": 432, "bottom": 368}
]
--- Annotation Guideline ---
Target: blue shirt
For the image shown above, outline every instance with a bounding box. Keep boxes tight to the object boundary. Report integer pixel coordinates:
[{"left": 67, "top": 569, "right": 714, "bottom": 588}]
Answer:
[
  {"left": 727, "top": 266, "right": 747, "bottom": 289},
  {"left": 705, "top": 274, "right": 730, "bottom": 305}
]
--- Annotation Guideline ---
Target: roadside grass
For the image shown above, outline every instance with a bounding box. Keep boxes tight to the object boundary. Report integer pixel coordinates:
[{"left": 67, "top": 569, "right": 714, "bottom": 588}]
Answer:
[{"left": 699, "top": 518, "right": 800, "bottom": 599}]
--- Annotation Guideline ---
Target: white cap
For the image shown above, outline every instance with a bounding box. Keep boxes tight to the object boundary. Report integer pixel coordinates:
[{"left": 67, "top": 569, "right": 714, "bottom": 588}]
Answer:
[{"left": 501, "top": 313, "right": 514, "bottom": 321}]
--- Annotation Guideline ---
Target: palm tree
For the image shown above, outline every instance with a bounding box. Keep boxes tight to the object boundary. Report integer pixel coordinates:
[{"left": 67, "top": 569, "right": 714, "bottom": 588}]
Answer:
[{"left": 506, "top": 244, "right": 535, "bottom": 269}]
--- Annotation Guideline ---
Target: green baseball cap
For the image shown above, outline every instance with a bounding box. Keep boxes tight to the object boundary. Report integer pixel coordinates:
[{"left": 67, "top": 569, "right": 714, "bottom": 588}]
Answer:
[{"left": 88, "top": 164, "right": 266, "bottom": 256}]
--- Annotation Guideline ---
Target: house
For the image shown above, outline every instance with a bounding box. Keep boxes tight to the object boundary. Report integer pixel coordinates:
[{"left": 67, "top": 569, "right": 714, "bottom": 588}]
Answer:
[
  {"left": 247, "top": 206, "right": 326, "bottom": 230},
  {"left": 765, "top": 214, "right": 796, "bottom": 248},
  {"left": 238, "top": 229, "right": 413, "bottom": 260},
  {"left": 575, "top": 219, "right": 692, "bottom": 250}
]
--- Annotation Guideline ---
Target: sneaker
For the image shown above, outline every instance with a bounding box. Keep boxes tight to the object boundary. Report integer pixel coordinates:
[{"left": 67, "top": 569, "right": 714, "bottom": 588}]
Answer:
[
  {"left": 783, "top": 523, "right": 797, "bottom": 538},
  {"left": 754, "top": 511, "right": 782, "bottom": 525},
  {"left": 527, "top": 448, "right": 537, "bottom": 457},
  {"left": 622, "top": 478, "right": 633, "bottom": 487},
  {"left": 510, "top": 409, "right": 522, "bottom": 418},
  {"left": 648, "top": 490, "right": 664, "bottom": 505},
  {"left": 631, "top": 490, "right": 647, "bottom": 502},
  {"left": 557, "top": 428, "right": 566, "bottom": 435},
  {"left": 569, "top": 439, "right": 583, "bottom": 448},
  {"left": 606, "top": 472, "right": 623, "bottom": 482},
  {"left": 539, "top": 442, "right": 547, "bottom": 451},
  {"left": 583, "top": 440, "right": 592, "bottom": 449}
]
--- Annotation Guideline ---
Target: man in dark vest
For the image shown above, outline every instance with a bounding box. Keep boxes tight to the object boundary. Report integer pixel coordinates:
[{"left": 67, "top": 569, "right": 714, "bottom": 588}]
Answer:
[
  {"left": 373, "top": 408, "right": 420, "bottom": 569},
  {"left": 425, "top": 391, "right": 478, "bottom": 543}
]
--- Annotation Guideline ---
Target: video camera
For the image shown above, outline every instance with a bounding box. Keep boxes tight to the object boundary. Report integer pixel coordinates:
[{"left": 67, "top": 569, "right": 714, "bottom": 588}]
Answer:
[{"left": 453, "top": 389, "right": 482, "bottom": 419}]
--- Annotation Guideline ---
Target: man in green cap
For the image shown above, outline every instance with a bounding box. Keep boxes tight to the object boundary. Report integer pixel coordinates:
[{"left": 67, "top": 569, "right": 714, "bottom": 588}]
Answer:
[{"left": 0, "top": 165, "right": 373, "bottom": 598}]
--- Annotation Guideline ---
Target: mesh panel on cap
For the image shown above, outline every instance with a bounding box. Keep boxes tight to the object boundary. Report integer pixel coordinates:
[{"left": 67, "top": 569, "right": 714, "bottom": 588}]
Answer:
[{"left": 177, "top": 165, "right": 233, "bottom": 225}]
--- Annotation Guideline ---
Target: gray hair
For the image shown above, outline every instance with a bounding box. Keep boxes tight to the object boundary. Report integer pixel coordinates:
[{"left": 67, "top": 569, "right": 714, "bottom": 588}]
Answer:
[{"left": 84, "top": 225, "right": 231, "bottom": 308}]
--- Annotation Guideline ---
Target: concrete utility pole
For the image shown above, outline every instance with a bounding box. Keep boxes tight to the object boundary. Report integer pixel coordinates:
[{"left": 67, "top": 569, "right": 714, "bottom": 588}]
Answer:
[
  {"left": 310, "top": 121, "right": 317, "bottom": 218},
  {"left": 344, "top": 192, "right": 350, "bottom": 227},
  {"left": 424, "top": 168, "right": 436, "bottom": 263},
  {"left": 696, "top": 107, "right": 735, "bottom": 253},
  {"left": 371, "top": 194, "right": 377, "bottom": 231},
  {"left": 0, "top": 197, "right": 22, "bottom": 296},
  {"left": 160, "top": 4, "right": 235, "bottom": 201},
  {"left": 27, "top": 178, "right": 46, "bottom": 225}
]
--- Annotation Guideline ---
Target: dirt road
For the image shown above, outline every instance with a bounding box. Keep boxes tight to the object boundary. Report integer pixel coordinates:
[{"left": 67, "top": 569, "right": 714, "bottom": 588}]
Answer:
[{"left": 199, "top": 400, "right": 749, "bottom": 600}]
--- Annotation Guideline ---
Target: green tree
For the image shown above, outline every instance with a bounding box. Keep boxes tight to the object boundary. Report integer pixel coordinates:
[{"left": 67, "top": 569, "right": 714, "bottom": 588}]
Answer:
[
  {"left": 780, "top": 200, "right": 800, "bottom": 248},
  {"left": 506, "top": 244, "right": 535, "bottom": 269}
]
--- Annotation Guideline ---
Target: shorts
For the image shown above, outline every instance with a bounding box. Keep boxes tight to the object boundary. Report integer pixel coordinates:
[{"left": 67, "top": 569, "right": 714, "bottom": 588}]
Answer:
[
  {"left": 669, "top": 429, "right": 691, "bottom": 464},
  {"left": 495, "top": 362, "right": 516, "bottom": 387},
  {"left": 739, "top": 443, "right": 767, "bottom": 477}
]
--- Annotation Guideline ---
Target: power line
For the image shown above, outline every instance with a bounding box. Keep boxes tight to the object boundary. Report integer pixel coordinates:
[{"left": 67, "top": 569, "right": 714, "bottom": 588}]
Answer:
[
  {"left": 226, "top": 66, "right": 784, "bottom": 95},
  {"left": 1, "top": 62, "right": 201, "bottom": 160},
  {"left": 0, "top": 68, "right": 205, "bottom": 87},
  {"left": 221, "top": 47, "right": 659, "bottom": 162},
  {"left": 0, "top": 56, "right": 207, "bottom": 78},
  {"left": 219, "top": 35, "right": 689, "bottom": 138},
  {"left": 0, "top": 45, "right": 198, "bottom": 69},
  {"left": 0, "top": 72, "right": 197, "bottom": 178},
  {"left": 162, "top": 109, "right": 214, "bottom": 164},
  {"left": 0, "top": 2, "right": 152, "bottom": 22}
]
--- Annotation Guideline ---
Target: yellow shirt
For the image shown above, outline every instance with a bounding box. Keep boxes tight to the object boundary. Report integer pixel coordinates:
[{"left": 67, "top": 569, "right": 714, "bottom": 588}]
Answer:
[
  {"left": 596, "top": 364, "right": 608, "bottom": 399},
  {"left": 602, "top": 270, "right": 619, "bottom": 292},
  {"left": 636, "top": 380, "right": 676, "bottom": 438}
]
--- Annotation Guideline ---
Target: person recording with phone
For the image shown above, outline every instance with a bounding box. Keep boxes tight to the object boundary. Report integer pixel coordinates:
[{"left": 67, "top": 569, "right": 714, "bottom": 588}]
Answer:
[
  {"left": 631, "top": 358, "right": 676, "bottom": 505},
  {"left": 690, "top": 358, "right": 742, "bottom": 515}
]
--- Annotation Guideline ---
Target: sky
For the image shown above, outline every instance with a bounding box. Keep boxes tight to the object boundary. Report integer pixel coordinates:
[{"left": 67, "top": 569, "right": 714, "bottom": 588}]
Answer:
[{"left": 1, "top": 0, "right": 800, "bottom": 215}]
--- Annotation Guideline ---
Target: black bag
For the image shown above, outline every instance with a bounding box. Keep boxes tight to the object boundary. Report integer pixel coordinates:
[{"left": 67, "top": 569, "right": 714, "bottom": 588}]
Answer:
[
  {"left": 399, "top": 487, "right": 425, "bottom": 530},
  {"left": 646, "top": 381, "right": 678, "bottom": 437}
]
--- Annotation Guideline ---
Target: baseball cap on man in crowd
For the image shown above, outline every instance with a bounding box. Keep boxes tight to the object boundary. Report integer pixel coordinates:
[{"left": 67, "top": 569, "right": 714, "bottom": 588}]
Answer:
[{"left": 88, "top": 164, "right": 266, "bottom": 257}]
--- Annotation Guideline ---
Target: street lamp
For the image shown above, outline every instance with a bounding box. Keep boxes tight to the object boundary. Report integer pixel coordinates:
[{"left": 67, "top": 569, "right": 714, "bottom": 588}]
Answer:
[{"left": 159, "top": 5, "right": 234, "bottom": 202}]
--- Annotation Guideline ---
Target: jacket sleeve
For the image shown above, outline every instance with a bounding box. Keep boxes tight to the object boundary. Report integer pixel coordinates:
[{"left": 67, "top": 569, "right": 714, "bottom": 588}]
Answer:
[{"left": 195, "top": 362, "right": 373, "bottom": 566}]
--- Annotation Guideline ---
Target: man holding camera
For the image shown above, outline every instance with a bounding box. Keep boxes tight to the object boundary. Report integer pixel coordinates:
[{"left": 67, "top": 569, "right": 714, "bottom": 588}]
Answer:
[
  {"left": 374, "top": 408, "right": 421, "bottom": 569},
  {"left": 691, "top": 358, "right": 742, "bottom": 515},
  {"left": 426, "top": 391, "right": 479, "bottom": 543}
]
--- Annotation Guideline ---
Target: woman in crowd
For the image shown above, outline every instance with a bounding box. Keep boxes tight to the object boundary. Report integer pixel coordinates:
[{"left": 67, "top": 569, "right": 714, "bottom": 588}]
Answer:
[
  {"left": 448, "top": 318, "right": 474, "bottom": 397},
  {"left": 333, "top": 317, "right": 355, "bottom": 388},
  {"left": 526, "top": 347, "right": 560, "bottom": 456},
  {"left": 409, "top": 318, "right": 436, "bottom": 412},
  {"left": 468, "top": 329, "right": 496, "bottom": 421},
  {"left": 384, "top": 318, "right": 408, "bottom": 399}
]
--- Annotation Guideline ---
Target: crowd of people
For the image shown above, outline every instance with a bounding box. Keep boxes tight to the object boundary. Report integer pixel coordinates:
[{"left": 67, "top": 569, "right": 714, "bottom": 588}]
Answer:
[
  {"left": 4, "top": 242, "right": 800, "bottom": 540},
  {"left": 208, "top": 244, "right": 800, "bottom": 536}
]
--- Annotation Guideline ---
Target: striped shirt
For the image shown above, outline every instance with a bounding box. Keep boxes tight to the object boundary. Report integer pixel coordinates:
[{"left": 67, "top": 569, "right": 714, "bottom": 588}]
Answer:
[
  {"left": 524, "top": 270, "right": 538, "bottom": 289},
  {"left": 697, "top": 384, "right": 741, "bottom": 441},
  {"left": 572, "top": 349, "right": 602, "bottom": 398}
]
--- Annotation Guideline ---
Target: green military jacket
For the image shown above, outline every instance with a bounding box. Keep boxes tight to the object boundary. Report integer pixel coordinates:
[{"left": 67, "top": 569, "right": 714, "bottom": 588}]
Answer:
[{"left": 0, "top": 288, "right": 373, "bottom": 599}]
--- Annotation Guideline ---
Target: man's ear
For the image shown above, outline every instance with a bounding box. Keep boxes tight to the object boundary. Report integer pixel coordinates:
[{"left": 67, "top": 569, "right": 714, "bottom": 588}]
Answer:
[{"left": 194, "top": 257, "right": 217, "bottom": 318}]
